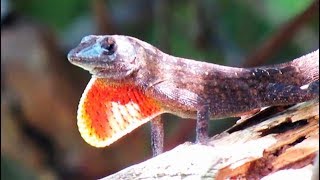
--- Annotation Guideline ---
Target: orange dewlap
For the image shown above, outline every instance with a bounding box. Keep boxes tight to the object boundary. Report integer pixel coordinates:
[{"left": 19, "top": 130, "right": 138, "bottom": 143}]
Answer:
[{"left": 77, "top": 77, "right": 163, "bottom": 147}]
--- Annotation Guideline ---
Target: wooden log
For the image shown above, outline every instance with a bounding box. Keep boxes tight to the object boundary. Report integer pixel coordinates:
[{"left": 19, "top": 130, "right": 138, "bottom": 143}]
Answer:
[{"left": 102, "top": 98, "right": 319, "bottom": 179}]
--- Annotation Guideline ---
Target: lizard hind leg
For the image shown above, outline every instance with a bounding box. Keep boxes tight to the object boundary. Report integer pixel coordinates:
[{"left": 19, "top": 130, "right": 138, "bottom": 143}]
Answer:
[
  {"left": 262, "top": 80, "right": 319, "bottom": 107},
  {"left": 77, "top": 77, "right": 164, "bottom": 148}
]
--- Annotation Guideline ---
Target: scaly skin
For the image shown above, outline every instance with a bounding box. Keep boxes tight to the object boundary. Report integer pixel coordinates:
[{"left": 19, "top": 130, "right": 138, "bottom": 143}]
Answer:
[{"left": 68, "top": 35, "right": 319, "bottom": 156}]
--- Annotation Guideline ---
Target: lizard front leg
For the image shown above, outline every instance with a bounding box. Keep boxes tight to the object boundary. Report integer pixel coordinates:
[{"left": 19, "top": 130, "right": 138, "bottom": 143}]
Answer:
[
  {"left": 150, "top": 116, "right": 164, "bottom": 156},
  {"left": 196, "top": 105, "right": 210, "bottom": 144},
  {"left": 151, "top": 81, "right": 209, "bottom": 146}
]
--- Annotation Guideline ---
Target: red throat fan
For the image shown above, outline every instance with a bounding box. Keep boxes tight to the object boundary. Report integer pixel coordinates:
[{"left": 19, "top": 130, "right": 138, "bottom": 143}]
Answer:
[{"left": 77, "top": 77, "right": 163, "bottom": 147}]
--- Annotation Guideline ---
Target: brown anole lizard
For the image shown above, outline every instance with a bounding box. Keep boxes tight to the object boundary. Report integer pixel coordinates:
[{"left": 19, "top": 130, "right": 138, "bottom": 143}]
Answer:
[{"left": 67, "top": 35, "right": 319, "bottom": 156}]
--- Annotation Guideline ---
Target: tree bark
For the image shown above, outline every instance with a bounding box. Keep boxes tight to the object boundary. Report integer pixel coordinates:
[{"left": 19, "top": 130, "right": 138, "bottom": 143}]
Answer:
[{"left": 102, "top": 98, "right": 319, "bottom": 180}]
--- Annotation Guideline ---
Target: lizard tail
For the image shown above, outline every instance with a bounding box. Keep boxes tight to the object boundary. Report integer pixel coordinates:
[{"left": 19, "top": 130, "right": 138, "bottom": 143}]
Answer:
[
  {"left": 290, "top": 49, "right": 319, "bottom": 84},
  {"left": 77, "top": 77, "right": 164, "bottom": 148},
  {"left": 248, "top": 49, "right": 319, "bottom": 86}
]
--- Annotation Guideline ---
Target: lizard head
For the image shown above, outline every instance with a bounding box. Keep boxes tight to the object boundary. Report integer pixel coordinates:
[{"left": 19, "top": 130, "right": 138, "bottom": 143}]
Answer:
[{"left": 67, "top": 35, "right": 141, "bottom": 79}]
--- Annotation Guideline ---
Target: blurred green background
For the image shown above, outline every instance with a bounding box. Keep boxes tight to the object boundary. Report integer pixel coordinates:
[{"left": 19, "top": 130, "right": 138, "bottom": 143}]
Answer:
[{"left": 1, "top": 0, "right": 318, "bottom": 179}]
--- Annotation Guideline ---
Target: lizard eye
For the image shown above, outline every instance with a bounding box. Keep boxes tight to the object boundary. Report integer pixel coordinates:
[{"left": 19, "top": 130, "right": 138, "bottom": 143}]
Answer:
[{"left": 100, "top": 37, "right": 116, "bottom": 55}]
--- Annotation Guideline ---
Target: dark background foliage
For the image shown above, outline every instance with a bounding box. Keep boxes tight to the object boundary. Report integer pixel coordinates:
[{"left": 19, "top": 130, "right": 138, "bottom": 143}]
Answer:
[{"left": 1, "top": 0, "right": 318, "bottom": 179}]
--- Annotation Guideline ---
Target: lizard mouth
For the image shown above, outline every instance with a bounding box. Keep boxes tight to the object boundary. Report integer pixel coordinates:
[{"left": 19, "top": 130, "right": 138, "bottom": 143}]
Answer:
[
  {"left": 91, "top": 66, "right": 113, "bottom": 74},
  {"left": 91, "top": 65, "right": 126, "bottom": 77}
]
